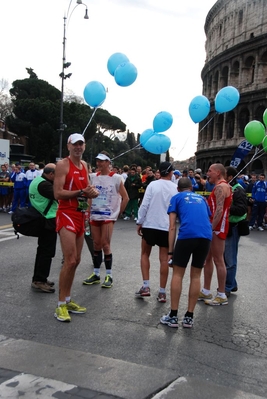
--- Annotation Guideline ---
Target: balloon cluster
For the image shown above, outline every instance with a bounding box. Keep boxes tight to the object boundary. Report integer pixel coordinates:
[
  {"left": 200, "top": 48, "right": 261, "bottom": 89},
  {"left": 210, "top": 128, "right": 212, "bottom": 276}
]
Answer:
[
  {"left": 83, "top": 52, "right": 138, "bottom": 109},
  {"left": 244, "top": 109, "right": 267, "bottom": 152},
  {"left": 189, "top": 86, "right": 240, "bottom": 123},
  {"left": 139, "top": 111, "right": 173, "bottom": 154},
  {"left": 107, "top": 52, "right": 138, "bottom": 87}
]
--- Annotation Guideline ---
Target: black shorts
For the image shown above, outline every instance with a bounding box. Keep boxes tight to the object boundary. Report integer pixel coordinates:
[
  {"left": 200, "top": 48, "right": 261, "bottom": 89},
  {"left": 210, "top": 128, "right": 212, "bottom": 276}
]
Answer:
[
  {"left": 173, "top": 238, "right": 211, "bottom": 269},
  {"left": 142, "top": 228, "right": 169, "bottom": 247}
]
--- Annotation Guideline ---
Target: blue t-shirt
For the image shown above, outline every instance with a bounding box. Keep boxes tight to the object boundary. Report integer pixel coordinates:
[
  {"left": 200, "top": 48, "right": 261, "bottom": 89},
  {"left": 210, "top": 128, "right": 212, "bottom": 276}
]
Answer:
[{"left": 168, "top": 191, "right": 212, "bottom": 240}]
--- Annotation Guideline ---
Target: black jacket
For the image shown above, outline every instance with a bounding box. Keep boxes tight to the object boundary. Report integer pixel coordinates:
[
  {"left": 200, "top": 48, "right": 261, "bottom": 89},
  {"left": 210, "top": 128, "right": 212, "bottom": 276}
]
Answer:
[{"left": 230, "top": 183, "right": 247, "bottom": 218}]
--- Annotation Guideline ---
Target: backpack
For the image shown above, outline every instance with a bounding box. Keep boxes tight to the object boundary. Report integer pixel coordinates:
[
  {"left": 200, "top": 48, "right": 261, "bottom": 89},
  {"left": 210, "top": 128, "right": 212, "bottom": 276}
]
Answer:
[{"left": 11, "top": 200, "right": 54, "bottom": 239}]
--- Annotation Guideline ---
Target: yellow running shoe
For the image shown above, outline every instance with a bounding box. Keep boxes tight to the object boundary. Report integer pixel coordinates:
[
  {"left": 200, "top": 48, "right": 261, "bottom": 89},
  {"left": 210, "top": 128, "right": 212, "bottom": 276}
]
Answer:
[
  {"left": 54, "top": 304, "right": 71, "bottom": 322},
  {"left": 198, "top": 291, "right": 213, "bottom": 301},
  {"left": 66, "top": 300, "right": 87, "bottom": 314}
]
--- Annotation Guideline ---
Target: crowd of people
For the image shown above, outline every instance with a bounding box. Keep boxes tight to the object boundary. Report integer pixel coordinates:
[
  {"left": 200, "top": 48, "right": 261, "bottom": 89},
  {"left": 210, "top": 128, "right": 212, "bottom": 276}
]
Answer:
[{"left": 1, "top": 142, "right": 267, "bottom": 327}]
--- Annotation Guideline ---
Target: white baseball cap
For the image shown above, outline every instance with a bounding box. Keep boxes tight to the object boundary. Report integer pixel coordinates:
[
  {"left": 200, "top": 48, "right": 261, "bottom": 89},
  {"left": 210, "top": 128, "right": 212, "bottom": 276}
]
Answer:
[{"left": 67, "top": 133, "right": 85, "bottom": 144}]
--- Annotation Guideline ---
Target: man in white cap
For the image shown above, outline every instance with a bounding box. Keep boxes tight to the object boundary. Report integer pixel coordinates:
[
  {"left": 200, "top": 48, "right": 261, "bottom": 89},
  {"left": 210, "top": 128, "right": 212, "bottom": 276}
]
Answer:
[
  {"left": 83, "top": 151, "right": 129, "bottom": 288},
  {"left": 53, "top": 133, "right": 99, "bottom": 322}
]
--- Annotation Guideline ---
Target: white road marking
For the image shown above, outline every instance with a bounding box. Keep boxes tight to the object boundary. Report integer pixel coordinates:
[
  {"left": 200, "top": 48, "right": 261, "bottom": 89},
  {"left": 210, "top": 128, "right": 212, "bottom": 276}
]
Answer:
[{"left": 0, "top": 373, "right": 76, "bottom": 398}]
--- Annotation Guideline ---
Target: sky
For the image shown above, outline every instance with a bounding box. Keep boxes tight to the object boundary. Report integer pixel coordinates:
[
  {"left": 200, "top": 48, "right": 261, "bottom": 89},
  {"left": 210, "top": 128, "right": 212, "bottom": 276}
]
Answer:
[{"left": 0, "top": 0, "right": 217, "bottom": 161}]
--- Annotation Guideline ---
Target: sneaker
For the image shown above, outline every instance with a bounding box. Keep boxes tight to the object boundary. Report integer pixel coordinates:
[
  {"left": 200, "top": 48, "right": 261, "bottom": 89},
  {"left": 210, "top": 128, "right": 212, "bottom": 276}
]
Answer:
[
  {"left": 182, "top": 316, "right": 194, "bottom": 328},
  {"left": 134, "top": 217, "right": 138, "bottom": 221},
  {"left": 205, "top": 294, "right": 228, "bottom": 306},
  {"left": 160, "top": 313, "right": 178, "bottom": 328},
  {"left": 123, "top": 216, "right": 130, "bottom": 220},
  {"left": 31, "top": 281, "right": 55, "bottom": 293},
  {"left": 101, "top": 275, "right": 113, "bottom": 288},
  {"left": 249, "top": 226, "right": 253, "bottom": 231},
  {"left": 83, "top": 272, "right": 100, "bottom": 285},
  {"left": 135, "top": 286, "right": 151, "bottom": 297},
  {"left": 66, "top": 300, "right": 86, "bottom": 314},
  {"left": 258, "top": 226, "right": 264, "bottom": 231},
  {"left": 46, "top": 280, "right": 55, "bottom": 287},
  {"left": 157, "top": 292, "right": 167, "bottom": 303},
  {"left": 198, "top": 291, "right": 212, "bottom": 301},
  {"left": 8, "top": 211, "right": 13, "bottom": 214},
  {"left": 231, "top": 286, "right": 238, "bottom": 292},
  {"left": 54, "top": 304, "right": 71, "bottom": 322}
]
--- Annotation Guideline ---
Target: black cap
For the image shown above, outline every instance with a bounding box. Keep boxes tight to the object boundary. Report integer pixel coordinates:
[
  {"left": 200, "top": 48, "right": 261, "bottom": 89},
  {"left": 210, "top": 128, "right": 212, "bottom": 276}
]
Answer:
[{"left": 159, "top": 162, "right": 174, "bottom": 176}]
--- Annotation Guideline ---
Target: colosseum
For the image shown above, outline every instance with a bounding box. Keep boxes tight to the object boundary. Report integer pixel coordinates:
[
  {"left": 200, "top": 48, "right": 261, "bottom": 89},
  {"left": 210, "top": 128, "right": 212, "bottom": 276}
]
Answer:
[{"left": 195, "top": 0, "right": 267, "bottom": 176}]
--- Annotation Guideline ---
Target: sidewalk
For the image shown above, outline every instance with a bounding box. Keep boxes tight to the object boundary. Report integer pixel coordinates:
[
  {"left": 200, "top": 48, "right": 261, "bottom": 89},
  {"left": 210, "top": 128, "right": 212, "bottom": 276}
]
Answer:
[{"left": 0, "top": 335, "right": 265, "bottom": 399}]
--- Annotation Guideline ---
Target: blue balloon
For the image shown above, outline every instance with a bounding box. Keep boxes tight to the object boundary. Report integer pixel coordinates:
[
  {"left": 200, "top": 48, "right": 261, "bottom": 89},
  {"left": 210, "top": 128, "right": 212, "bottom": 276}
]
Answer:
[
  {"left": 153, "top": 111, "right": 173, "bottom": 133},
  {"left": 83, "top": 81, "right": 106, "bottom": 108},
  {"left": 215, "top": 86, "right": 240, "bottom": 113},
  {"left": 114, "top": 62, "right": 138, "bottom": 87},
  {"left": 140, "top": 129, "right": 155, "bottom": 146},
  {"left": 107, "top": 53, "right": 129, "bottom": 76},
  {"left": 143, "top": 134, "right": 171, "bottom": 154},
  {"left": 189, "top": 95, "right": 210, "bottom": 123}
]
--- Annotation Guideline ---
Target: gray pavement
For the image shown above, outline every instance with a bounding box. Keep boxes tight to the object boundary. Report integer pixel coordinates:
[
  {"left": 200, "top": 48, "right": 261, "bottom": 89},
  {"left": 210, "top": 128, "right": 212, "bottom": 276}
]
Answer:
[{"left": 0, "top": 211, "right": 267, "bottom": 398}]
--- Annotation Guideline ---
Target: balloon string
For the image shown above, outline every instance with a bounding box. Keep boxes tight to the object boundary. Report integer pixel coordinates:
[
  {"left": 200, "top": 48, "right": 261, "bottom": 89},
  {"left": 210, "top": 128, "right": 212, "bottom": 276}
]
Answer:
[
  {"left": 111, "top": 144, "right": 142, "bottom": 161},
  {"left": 198, "top": 114, "right": 216, "bottom": 134},
  {"left": 228, "top": 146, "right": 264, "bottom": 183},
  {"left": 82, "top": 108, "right": 97, "bottom": 136}
]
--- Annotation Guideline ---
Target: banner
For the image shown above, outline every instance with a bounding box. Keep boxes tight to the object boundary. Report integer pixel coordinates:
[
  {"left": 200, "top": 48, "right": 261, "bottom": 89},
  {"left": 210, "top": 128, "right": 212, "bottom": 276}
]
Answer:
[{"left": 230, "top": 139, "right": 253, "bottom": 168}]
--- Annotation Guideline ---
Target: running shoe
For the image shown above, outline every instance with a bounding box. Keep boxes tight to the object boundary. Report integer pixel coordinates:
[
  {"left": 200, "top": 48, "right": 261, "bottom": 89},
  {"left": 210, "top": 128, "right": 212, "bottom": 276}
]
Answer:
[
  {"left": 66, "top": 300, "right": 86, "bottom": 314},
  {"left": 54, "top": 304, "right": 71, "bottom": 322},
  {"left": 83, "top": 272, "right": 100, "bottom": 285},
  {"left": 101, "top": 275, "right": 113, "bottom": 288},
  {"left": 160, "top": 313, "right": 178, "bottom": 328},
  {"left": 123, "top": 216, "right": 130, "bottom": 220},
  {"left": 157, "top": 292, "right": 167, "bottom": 303},
  {"left": 135, "top": 286, "right": 150, "bottom": 297},
  {"left": 182, "top": 316, "right": 194, "bottom": 328},
  {"left": 205, "top": 294, "right": 228, "bottom": 306},
  {"left": 198, "top": 291, "right": 212, "bottom": 301}
]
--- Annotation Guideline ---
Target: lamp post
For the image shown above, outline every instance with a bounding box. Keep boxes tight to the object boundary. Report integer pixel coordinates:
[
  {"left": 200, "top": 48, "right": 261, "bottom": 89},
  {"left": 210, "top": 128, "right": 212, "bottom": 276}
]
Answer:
[{"left": 58, "top": 0, "right": 89, "bottom": 160}]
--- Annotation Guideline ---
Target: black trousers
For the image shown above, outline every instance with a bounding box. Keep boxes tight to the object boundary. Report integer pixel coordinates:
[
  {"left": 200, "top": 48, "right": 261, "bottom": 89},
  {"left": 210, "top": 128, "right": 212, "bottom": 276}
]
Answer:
[{"left": 32, "top": 228, "right": 57, "bottom": 282}]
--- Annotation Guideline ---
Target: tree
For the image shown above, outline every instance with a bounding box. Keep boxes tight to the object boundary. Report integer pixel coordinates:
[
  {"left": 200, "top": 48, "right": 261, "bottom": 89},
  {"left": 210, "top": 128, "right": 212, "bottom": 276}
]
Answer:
[
  {"left": 5, "top": 73, "right": 127, "bottom": 162},
  {"left": 0, "top": 79, "right": 13, "bottom": 120}
]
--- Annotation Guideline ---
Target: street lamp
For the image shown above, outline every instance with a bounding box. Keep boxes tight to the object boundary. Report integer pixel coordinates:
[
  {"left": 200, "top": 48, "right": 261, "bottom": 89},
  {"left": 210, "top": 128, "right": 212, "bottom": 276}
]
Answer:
[{"left": 58, "top": 0, "right": 89, "bottom": 160}]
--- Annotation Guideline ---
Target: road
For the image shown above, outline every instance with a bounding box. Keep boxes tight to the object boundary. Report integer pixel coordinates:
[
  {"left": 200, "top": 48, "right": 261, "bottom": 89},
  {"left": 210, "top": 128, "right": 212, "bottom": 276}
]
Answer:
[{"left": 0, "top": 211, "right": 266, "bottom": 399}]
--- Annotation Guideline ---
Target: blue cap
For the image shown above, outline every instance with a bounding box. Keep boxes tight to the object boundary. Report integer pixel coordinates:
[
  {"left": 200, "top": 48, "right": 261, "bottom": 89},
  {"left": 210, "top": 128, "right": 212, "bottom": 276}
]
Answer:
[{"left": 174, "top": 170, "right": 181, "bottom": 176}]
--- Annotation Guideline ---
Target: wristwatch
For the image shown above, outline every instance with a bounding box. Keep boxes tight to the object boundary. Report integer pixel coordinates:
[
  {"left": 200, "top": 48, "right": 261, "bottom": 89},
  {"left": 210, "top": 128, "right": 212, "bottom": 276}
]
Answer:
[{"left": 79, "top": 189, "right": 84, "bottom": 196}]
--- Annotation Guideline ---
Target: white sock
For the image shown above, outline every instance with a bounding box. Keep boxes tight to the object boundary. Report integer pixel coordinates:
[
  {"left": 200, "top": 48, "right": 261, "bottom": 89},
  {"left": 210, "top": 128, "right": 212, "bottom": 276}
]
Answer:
[
  {"left": 58, "top": 301, "right": 66, "bottom": 307},
  {"left": 94, "top": 268, "right": 100, "bottom": 275},
  {"left": 202, "top": 288, "right": 211, "bottom": 295},
  {"left": 217, "top": 291, "right": 226, "bottom": 298},
  {"left": 159, "top": 287, "right": 166, "bottom": 293},
  {"left": 65, "top": 296, "right": 71, "bottom": 303},
  {"left": 143, "top": 280, "right": 149, "bottom": 288}
]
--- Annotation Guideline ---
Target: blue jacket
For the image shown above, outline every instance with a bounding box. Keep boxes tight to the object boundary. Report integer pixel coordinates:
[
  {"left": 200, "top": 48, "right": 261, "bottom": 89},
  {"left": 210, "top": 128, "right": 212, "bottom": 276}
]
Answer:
[
  {"left": 11, "top": 171, "right": 27, "bottom": 189},
  {"left": 252, "top": 180, "right": 267, "bottom": 202}
]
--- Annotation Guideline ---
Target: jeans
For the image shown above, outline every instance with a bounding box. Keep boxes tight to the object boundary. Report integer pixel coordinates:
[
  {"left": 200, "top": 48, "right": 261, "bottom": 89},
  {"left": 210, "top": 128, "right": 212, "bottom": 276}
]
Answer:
[{"left": 224, "top": 224, "right": 240, "bottom": 292}]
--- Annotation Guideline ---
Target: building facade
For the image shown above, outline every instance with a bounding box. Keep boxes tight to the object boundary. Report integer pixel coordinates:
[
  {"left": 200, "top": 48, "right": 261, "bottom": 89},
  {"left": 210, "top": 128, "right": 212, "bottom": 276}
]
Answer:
[{"left": 196, "top": 0, "right": 267, "bottom": 175}]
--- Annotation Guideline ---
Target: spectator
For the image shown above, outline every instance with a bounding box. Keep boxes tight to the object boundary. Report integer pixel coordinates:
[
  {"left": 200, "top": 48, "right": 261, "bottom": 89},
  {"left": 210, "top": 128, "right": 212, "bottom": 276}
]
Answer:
[
  {"left": 0, "top": 164, "right": 10, "bottom": 212},
  {"left": 188, "top": 168, "right": 199, "bottom": 191},
  {"left": 224, "top": 167, "right": 247, "bottom": 297},
  {"left": 160, "top": 178, "right": 212, "bottom": 328},
  {"left": 135, "top": 162, "right": 177, "bottom": 302},
  {"left": 25, "top": 162, "right": 40, "bottom": 206},
  {"left": 249, "top": 173, "right": 267, "bottom": 231},
  {"left": 246, "top": 173, "right": 257, "bottom": 221},
  {"left": 9, "top": 165, "right": 27, "bottom": 214},
  {"left": 124, "top": 167, "right": 142, "bottom": 221},
  {"left": 30, "top": 163, "right": 58, "bottom": 293}
]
